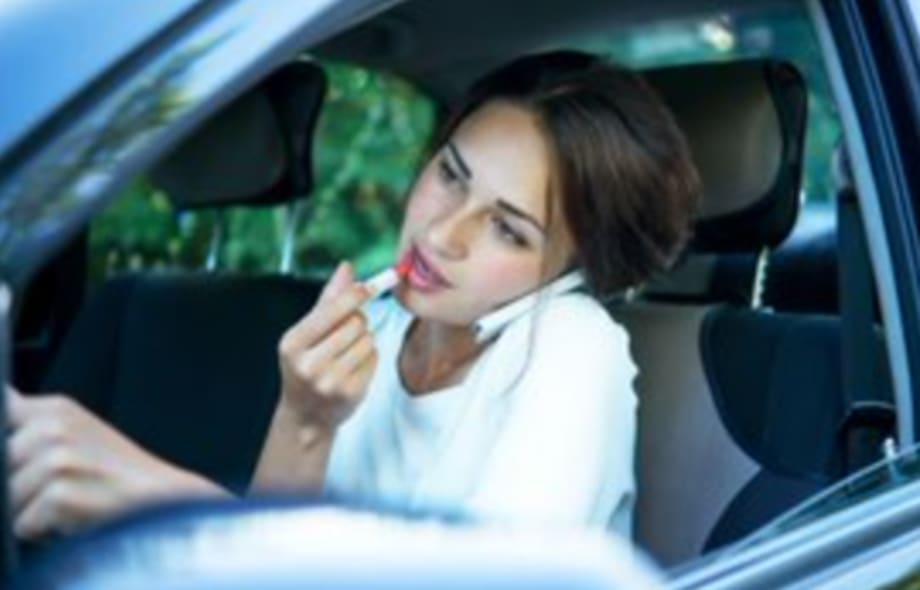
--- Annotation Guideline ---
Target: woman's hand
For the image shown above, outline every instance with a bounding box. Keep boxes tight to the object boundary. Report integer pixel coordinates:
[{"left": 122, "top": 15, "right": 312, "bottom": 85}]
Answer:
[
  {"left": 277, "top": 261, "right": 378, "bottom": 431},
  {"left": 251, "top": 262, "right": 379, "bottom": 493},
  {"left": 5, "top": 387, "right": 225, "bottom": 540}
]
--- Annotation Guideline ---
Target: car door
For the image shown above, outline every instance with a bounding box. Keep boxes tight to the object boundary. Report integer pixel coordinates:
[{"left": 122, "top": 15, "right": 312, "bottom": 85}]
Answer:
[{"left": 671, "top": 0, "right": 920, "bottom": 587}]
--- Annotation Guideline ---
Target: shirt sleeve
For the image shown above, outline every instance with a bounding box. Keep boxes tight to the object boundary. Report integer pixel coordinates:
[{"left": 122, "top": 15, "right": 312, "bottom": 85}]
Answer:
[{"left": 465, "top": 295, "right": 638, "bottom": 532}]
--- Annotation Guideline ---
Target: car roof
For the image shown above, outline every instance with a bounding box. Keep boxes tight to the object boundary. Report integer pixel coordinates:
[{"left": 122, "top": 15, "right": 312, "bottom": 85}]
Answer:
[
  {"left": 0, "top": 0, "right": 205, "bottom": 160},
  {"left": 317, "top": 0, "right": 799, "bottom": 101}
]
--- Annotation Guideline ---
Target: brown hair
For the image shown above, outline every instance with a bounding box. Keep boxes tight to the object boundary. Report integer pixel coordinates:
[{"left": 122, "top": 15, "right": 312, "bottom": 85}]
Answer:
[{"left": 435, "top": 50, "right": 702, "bottom": 297}]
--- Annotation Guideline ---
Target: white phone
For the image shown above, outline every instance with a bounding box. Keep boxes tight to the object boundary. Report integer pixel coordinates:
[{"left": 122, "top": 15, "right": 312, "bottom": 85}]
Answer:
[{"left": 473, "top": 270, "right": 586, "bottom": 343}]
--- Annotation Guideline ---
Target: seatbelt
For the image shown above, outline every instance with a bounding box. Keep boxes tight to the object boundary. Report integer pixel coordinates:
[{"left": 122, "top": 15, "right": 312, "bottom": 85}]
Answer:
[{"left": 835, "top": 153, "right": 896, "bottom": 475}]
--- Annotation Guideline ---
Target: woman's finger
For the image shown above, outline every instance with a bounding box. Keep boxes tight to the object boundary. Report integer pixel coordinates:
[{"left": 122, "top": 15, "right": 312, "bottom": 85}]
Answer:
[
  {"left": 281, "top": 284, "right": 371, "bottom": 353},
  {"left": 314, "top": 332, "right": 376, "bottom": 395},
  {"left": 14, "top": 480, "right": 76, "bottom": 541},
  {"left": 311, "top": 333, "right": 376, "bottom": 399},
  {"left": 327, "top": 332, "right": 376, "bottom": 380},
  {"left": 318, "top": 261, "right": 355, "bottom": 304},
  {"left": 292, "top": 312, "right": 367, "bottom": 372},
  {"left": 7, "top": 396, "right": 78, "bottom": 471},
  {"left": 5, "top": 385, "right": 29, "bottom": 430},
  {"left": 340, "top": 350, "right": 379, "bottom": 398},
  {"left": 7, "top": 418, "right": 54, "bottom": 472},
  {"left": 9, "top": 444, "right": 77, "bottom": 517}
]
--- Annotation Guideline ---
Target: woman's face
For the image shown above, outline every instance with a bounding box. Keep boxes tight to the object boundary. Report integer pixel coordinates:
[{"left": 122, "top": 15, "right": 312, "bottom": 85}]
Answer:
[{"left": 395, "top": 100, "right": 575, "bottom": 326}]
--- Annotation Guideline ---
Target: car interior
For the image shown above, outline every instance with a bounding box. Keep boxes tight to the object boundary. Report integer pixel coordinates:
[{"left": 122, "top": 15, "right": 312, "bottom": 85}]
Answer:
[{"left": 7, "top": 0, "right": 900, "bottom": 576}]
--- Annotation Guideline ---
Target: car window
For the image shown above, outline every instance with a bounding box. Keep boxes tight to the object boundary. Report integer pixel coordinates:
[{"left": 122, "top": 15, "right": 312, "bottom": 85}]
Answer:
[
  {"left": 558, "top": 7, "right": 841, "bottom": 208},
  {"left": 727, "top": 442, "right": 920, "bottom": 556},
  {"left": 88, "top": 60, "right": 435, "bottom": 285}
]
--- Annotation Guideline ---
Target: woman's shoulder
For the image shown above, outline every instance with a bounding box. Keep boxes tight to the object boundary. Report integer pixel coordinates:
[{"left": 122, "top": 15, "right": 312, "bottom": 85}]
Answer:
[
  {"left": 484, "top": 292, "right": 637, "bottom": 410},
  {"left": 488, "top": 292, "right": 634, "bottom": 385},
  {"left": 529, "top": 292, "right": 630, "bottom": 352}
]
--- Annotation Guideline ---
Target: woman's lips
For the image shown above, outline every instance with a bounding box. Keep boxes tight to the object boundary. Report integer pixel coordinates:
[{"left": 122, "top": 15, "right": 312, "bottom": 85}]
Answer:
[{"left": 401, "top": 245, "right": 452, "bottom": 292}]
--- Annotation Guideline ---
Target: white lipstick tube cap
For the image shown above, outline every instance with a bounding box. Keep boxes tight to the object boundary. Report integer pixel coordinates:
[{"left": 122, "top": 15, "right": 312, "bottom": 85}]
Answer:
[{"left": 363, "top": 267, "right": 400, "bottom": 298}]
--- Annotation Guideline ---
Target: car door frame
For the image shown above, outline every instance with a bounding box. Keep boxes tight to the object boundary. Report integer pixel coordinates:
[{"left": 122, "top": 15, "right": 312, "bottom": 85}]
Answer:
[{"left": 817, "top": 0, "right": 920, "bottom": 448}]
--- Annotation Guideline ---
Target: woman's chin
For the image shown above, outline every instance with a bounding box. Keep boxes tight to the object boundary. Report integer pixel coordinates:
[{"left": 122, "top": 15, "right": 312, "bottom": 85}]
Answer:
[
  {"left": 395, "top": 285, "right": 436, "bottom": 315},
  {"left": 395, "top": 286, "right": 471, "bottom": 326}
]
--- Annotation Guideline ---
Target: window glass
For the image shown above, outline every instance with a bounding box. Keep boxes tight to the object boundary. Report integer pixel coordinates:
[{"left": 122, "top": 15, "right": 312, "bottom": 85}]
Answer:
[
  {"left": 89, "top": 61, "right": 435, "bottom": 284},
  {"left": 726, "top": 443, "right": 920, "bottom": 555}
]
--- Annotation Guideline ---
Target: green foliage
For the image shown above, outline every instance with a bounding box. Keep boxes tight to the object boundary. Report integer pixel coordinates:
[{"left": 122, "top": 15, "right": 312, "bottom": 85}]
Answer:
[
  {"left": 298, "top": 62, "right": 434, "bottom": 276},
  {"left": 90, "top": 60, "right": 435, "bottom": 283},
  {"left": 88, "top": 181, "right": 182, "bottom": 280}
]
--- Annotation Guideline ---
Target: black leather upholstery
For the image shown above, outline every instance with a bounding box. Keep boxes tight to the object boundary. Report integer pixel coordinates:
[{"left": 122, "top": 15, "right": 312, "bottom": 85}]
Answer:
[
  {"left": 42, "top": 274, "right": 322, "bottom": 492},
  {"left": 699, "top": 306, "right": 893, "bottom": 550},
  {"left": 709, "top": 205, "right": 845, "bottom": 314}
]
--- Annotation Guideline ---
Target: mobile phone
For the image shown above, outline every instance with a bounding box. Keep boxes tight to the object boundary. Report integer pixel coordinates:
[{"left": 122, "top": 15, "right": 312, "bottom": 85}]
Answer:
[{"left": 473, "top": 270, "right": 586, "bottom": 343}]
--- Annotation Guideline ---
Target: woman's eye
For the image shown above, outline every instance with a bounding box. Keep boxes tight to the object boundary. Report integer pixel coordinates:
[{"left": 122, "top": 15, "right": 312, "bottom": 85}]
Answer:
[
  {"left": 438, "top": 159, "right": 460, "bottom": 185},
  {"left": 492, "top": 216, "right": 528, "bottom": 248}
]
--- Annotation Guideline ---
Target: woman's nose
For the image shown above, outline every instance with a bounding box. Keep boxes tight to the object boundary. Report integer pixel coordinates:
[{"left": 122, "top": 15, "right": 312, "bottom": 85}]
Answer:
[{"left": 425, "top": 207, "right": 471, "bottom": 259}]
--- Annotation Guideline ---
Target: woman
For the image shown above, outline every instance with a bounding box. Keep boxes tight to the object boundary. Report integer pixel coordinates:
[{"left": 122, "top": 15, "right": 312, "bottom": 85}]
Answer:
[{"left": 6, "top": 50, "right": 700, "bottom": 539}]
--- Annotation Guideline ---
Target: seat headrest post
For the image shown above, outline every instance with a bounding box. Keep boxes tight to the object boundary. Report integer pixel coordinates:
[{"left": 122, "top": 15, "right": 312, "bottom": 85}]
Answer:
[
  {"left": 279, "top": 200, "right": 310, "bottom": 275},
  {"left": 750, "top": 246, "right": 770, "bottom": 310},
  {"left": 205, "top": 211, "right": 227, "bottom": 272}
]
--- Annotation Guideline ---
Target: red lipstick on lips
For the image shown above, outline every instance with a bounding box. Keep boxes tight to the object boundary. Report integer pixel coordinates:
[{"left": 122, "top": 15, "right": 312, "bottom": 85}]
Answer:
[
  {"left": 395, "top": 257, "right": 412, "bottom": 279},
  {"left": 401, "top": 244, "right": 452, "bottom": 293}
]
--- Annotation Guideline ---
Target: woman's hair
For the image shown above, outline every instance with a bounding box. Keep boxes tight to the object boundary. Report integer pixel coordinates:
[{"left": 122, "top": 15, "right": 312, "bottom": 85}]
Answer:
[{"left": 434, "top": 50, "right": 702, "bottom": 297}]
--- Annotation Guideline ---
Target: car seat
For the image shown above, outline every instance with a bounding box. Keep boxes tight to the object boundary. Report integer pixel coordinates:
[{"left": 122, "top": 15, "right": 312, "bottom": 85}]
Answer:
[
  {"left": 623, "top": 59, "right": 894, "bottom": 566},
  {"left": 41, "top": 61, "right": 328, "bottom": 494}
]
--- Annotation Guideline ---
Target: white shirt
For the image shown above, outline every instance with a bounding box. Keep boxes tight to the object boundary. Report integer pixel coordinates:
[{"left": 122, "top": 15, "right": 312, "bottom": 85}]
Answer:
[{"left": 324, "top": 291, "right": 638, "bottom": 537}]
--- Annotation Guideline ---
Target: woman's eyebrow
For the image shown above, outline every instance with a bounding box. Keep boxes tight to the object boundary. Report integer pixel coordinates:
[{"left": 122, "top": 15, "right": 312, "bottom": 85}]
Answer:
[
  {"left": 496, "top": 199, "right": 547, "bottom": 235},
  {"left": 446, "top": 141, "right": 472, "bottom": 180},
  {"left": 446, "top": 141, "right": 546, "bottom": 236}
]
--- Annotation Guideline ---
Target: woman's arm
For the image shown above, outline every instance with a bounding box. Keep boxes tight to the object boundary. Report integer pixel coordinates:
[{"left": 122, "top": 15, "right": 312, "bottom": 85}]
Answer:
[
  {"left": 5, "top": 387, "right": 229, "bottom": 540},
  {"left": 3, "top": 261, "right": 376, "bottom": 539},
  {"left": 250, "top": 262, "right": 378, "bottom": 493},
  {"left": 249, "top": 402, "right": 335, "bottom": 492}
]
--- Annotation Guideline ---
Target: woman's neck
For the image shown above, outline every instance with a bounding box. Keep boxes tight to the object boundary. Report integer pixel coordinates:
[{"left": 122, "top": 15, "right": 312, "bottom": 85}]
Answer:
[{"left": 400, "top": 317, "right": 488, "bottom": 395}]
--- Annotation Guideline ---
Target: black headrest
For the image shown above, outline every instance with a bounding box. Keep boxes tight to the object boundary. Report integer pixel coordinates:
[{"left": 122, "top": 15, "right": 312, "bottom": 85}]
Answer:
[
  {"left": 151, "top": 61, "right": 327, "bottom": 209},
  {"left": 644, "top": 60, "right": 807, "bottom": 253}
]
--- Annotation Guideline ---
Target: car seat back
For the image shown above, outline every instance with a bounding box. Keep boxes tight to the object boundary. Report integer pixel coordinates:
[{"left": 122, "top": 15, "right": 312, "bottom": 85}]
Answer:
[
  {"left": 43, "top": 61, "right": 328, "bottom": 493},
  {"left": 622, "top": 59, "right": 827, "bottom": 565}
]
